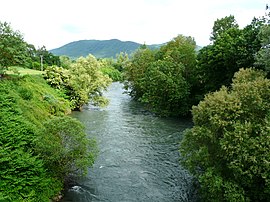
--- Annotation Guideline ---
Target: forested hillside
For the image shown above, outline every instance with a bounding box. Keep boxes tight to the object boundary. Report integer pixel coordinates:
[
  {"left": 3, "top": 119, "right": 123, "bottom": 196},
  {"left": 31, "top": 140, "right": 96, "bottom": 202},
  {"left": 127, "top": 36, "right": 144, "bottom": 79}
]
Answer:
[{"left": 50, "top": 39, "right": 162, "bottom": 59}]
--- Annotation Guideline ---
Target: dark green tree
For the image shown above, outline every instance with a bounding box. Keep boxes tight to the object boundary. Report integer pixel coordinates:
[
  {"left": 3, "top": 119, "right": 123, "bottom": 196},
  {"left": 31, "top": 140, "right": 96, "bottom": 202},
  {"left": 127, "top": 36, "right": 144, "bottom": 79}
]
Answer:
[
  {"left": 255, "top": 24, "right": 270, "bottom": 72},
  {"left": 0, "top": 22, "right": 28, "bottom": 74},
  {"left": 123, "top": 46, "right": 156, "bottom": 99},
  {"left": 124, "top": 35, "right": 197, "bottom": 116},
  {"left": 210, "top": 15, "right": 239, "bottom": 41},
  {"left": 197, "top": 16, "right": 263, "bottom": 94},
  {"left": 36, "top": 46, "right": 61, "bottom": 69}
]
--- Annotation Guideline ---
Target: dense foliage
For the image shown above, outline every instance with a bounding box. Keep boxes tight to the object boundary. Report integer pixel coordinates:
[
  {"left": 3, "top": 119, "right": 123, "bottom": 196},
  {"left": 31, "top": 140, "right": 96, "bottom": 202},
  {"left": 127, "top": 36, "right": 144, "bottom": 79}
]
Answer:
[
  {"left": 0, "top": 75, "right": 98, "bottom": 201},
  {"left": 197, "top": 16, "right": 264, "bottom": 94},
  {"left": 100, "top": 60, "right": 123, "bottom": 81},
  {"left": 255, "top": 24, "right": 270, "bottom": 72},
  {"left": 44, "top": 54, "right": 112, "bottom": 110},
  {"left": 180, "top": 68, "right": 270, "bottom": 201},
  {"left": 0, "top": 22, "right": 28, "bottom": 73},
  {"left": 35, "top": 116, "right": 97, "bottom": 183},
  {"left": 1, "top": 11, "right": 270, "bottom": 201},
  {"left": 124, "top": 35, "right": 197, "bottom": 116}
]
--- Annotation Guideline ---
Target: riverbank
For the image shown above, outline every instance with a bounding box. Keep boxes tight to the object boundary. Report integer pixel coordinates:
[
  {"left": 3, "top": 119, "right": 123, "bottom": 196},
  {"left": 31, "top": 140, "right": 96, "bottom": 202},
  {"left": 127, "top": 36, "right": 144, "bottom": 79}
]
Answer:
[{"left": 0, "top": 75, "right": 74, "bottom": 201}]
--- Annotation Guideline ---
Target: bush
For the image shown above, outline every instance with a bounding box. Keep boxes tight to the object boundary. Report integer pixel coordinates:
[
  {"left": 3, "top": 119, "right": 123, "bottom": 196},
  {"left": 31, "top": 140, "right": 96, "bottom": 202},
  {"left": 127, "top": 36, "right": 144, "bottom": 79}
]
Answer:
[
  {"left": 180, "top": 68, "right": 270, "bottom": 201},
  {"left": 35, "top": 116, "right": 98, "bottom": 183},
  {"left": 101, "top": 66, "right": 122, "bottom": 81}
]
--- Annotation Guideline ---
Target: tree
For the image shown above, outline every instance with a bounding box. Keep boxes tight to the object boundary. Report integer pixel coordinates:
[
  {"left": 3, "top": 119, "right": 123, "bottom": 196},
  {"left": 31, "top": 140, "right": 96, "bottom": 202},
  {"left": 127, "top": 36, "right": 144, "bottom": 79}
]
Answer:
[
  {"left": 36, "top": 46, "right": 61, "bottom": 69},
  {"left": 255, "top": 24, "right": 270, "bottom": 72},
  {"left": 180, "top": 68, "right": 270, "bottom": 201},
  {"left": 68, "top": 55, "right": 112, "bottom": 109},
  {"left": 197, "top": 16, "right": 263, "bottom": 94},
  {"left": 210, "top": 15, "right": 239, "bottom": 41},
  {"left": 35, "top": 116, "right": 97, "bottom": 183},
  {"left": 113, "top": 52, "right": 129, "bottom": 72},
  {"left": 99, "top": 58, "right": 123, "bottom": 81},
  {"left": 123, "top": 46, "right": 156, "bottom": 99},
  {"left": 0, "top": 22, "right": 28, "bottom": 74},
  {"left": 59, "top": 55, "right": 73, "bottom": 69},
  {"left": 124, "top": 35, "right": 197, "bottom": 116}
]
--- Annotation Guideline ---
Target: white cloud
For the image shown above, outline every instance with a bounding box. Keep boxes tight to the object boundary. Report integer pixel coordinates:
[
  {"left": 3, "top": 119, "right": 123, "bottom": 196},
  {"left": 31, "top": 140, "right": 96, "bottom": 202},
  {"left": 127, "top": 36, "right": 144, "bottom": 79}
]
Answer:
[{"left": 0, "top": 0, "right": 267, "bottom": 49}]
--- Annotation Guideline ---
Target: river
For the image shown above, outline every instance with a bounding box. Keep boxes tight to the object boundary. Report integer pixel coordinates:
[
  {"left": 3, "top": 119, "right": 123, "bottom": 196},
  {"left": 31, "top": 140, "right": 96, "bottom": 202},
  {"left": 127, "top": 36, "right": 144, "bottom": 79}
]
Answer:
[{"left": 61, "top": 82, "right": 198, "bottom": 202}]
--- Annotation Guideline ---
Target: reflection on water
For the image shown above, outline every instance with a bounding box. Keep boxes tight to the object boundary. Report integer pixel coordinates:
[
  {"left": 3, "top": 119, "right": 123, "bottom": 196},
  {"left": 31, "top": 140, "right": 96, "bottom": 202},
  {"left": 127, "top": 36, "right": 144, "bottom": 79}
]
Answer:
[{"left": 61, "top": 82, "right": 198, "bottom": 202}]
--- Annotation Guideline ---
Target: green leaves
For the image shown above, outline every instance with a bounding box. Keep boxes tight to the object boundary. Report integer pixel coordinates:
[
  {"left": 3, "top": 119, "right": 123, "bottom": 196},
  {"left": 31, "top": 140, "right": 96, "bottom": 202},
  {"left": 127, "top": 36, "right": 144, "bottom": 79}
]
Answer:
[
  {"left": 44, "top": 54, "right": 112, "bottom": 110},
  {"left": 0, "top": 22, "right": 28, "bottom": 70},
  {"left": 35, "top": 116, "right": 97, "bottom": 181},
  {"left": 69, "top": 55, "right": 111, "bottom": 108},
  {"left": 0, "top": 75, "right": 74, "bottom": 200},
  {"left": 180, "top": 68, "right": 270, "bottom": 201},
  {"left": 197, "top": 16, "right": 263, "bottom": 95},
  {"left": 124, "top": 35, "right": 197, "bottom": 116}
]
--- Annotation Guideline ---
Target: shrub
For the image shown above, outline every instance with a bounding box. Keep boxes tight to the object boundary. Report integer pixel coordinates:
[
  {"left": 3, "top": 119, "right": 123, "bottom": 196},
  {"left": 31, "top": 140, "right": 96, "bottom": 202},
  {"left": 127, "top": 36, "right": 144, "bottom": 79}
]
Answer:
[
  {"left": 180, "top": 68, "right": 270, "bottom": 201},
  {"left": 35, "top": 116, "right": 98, "bottom": 183}
]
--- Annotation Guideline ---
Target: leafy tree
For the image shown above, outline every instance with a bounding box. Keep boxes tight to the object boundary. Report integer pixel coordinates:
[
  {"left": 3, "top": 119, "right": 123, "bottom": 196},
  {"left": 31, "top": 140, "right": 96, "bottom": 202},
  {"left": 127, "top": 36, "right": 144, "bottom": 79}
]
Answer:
[
  {"left": 36, "top": 46, "right": 61, "bottom": 69},
  {"left": 45, "top": 55, "right": 112, "bottom": 110},
  {"left": 124, "top": 35, "right": 197, "bottom": 116},
  {"left": 197, "top": 16, "right": 263, "bottom": 94},
  {"left": 44, "top": 65, "right": 70, "bottom": 90},
  {"left": 59, "top": 55, "right": 73, "bottom": 69},
  {"left": 255, "top": 24, "right": 270, "bottom": 72},
  {"left": 35, "top": 116, "right": 97, "bottom": 183},
  {"left": 113, "top": 52, "right": 129, "bottom": 72},
  {"left": 141, "top": 59, "right": 190, "bottom": 116},
  {"left": 0, "top": 22, "right": 28, "bottom": 74},
  {"left": 68, "top": 55, "right": 112, "bottom": 109},
  {"left": 180, "top": 68, "right": 270, "bottom": 201},
  {"left": 124, "top": 46, "right": 156, "bottom": 99},
  {"left": 100, "top": 58, "right": 123, "bottom": 81},
  {"left": 210, "top": 15, "right": 239, "bottom": 41}
]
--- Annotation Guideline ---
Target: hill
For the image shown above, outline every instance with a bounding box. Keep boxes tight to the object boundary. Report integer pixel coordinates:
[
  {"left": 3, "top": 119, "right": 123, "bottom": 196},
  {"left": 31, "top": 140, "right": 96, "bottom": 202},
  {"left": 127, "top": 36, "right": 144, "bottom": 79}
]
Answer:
[{"left": 50, "top": 39, "right": 162, "bottom": 59}]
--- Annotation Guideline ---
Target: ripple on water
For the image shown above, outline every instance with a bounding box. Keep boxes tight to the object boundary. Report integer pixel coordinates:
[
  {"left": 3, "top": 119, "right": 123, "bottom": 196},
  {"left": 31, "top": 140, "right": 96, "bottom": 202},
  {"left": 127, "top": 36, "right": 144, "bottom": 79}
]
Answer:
[{"left": 62, "top": 82, "right": 198, "bottom": 202}]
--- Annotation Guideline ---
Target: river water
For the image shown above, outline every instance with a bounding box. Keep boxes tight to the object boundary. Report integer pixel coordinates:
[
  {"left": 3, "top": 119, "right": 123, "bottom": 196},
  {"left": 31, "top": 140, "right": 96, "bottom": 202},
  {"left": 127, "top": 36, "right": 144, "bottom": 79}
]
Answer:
[{"left": 61, "top": 82, "right": 198, "bottom": 202}]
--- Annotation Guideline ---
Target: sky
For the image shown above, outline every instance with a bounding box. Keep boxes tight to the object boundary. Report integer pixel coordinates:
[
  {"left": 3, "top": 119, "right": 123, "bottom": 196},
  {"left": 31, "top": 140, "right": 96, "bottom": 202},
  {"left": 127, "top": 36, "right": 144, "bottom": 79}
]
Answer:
[{"left": 0, "top": 0, "right": 268, "bottom": 50}]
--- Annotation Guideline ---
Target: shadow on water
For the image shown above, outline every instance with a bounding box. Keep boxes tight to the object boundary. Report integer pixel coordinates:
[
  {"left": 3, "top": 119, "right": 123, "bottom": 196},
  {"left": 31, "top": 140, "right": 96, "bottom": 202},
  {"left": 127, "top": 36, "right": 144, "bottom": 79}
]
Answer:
[{"left": 61, "top": 82, "right": 199, "bottom": 202}]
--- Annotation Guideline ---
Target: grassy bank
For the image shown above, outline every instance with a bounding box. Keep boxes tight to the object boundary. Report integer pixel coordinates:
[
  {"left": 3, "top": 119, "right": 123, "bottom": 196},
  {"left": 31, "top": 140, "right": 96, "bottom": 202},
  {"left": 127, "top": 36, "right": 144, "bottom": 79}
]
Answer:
[
  {"left": 0, "top": 74, "right": 95, "bottom": 201},
  {"left": 6, "top": 66, "right": 43, "bottom": 76}
]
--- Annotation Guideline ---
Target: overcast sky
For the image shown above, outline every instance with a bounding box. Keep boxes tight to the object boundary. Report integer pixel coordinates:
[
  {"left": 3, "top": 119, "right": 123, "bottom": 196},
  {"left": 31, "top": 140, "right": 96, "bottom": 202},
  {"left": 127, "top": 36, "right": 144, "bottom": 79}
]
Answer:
[{"left": 0, "top": 0, "right": 268, "bottom": 49}]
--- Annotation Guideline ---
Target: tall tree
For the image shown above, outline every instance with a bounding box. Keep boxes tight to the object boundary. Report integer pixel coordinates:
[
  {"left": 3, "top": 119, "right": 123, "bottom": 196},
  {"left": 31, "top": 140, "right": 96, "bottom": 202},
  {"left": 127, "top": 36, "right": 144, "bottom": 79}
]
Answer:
[
  {"left": 256, "top": 4, "right": 270, "bottom": 73},
  {"left": 210, "top": 15, "right": 239, "bottom": 41},
  {"left": 197, "top": 16, "right": 263, "bottom": 94},
  {"left": 0, "top": 22, "right": 28, "bottom": 74},
  {"left": 255, "top": 24, "right": 270, "bottom": 72},
  {"left": 124, "top": 35, "right": 197, "bottom": 116}
]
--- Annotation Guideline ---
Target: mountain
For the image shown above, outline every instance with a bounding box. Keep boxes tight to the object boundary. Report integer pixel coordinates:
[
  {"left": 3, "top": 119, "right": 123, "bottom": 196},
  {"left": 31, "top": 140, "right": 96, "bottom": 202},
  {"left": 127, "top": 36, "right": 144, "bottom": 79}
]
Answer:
[{"left": 50, "top": 39, "right": 162, "bottom": 59}]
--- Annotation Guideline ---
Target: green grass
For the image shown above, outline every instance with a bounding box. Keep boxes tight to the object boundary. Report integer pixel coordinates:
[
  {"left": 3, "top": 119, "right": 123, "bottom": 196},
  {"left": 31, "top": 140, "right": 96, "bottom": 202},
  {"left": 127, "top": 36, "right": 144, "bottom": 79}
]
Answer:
[{"left": 7, "top": 66, "right": 43, "bottom": 75}]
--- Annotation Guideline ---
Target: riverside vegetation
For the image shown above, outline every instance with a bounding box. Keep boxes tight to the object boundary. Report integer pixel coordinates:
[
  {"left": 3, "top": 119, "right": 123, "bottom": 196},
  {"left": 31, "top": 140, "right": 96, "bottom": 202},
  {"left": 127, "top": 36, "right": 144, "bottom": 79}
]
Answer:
[
  {"left": 124, "top": 14, "right": 270, "bottom": 201},
  {"left": 0, "top": 22, "right": 112, "bottom": 201},
  {"left": 0, "top": 10, "right": 270, "bottom": 202}
]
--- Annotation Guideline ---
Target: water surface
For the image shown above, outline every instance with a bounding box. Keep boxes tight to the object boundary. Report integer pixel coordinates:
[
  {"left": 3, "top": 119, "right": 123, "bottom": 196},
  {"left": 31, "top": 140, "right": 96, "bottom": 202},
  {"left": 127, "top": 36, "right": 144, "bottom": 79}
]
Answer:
[{"left": 62, "top": 82, "right": 197, "bottom": 202}]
